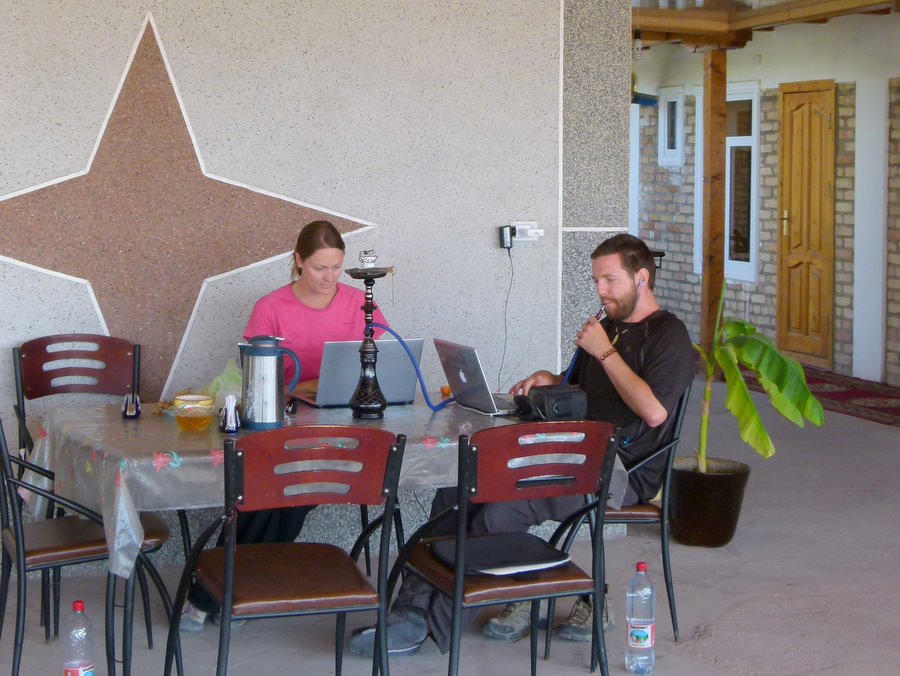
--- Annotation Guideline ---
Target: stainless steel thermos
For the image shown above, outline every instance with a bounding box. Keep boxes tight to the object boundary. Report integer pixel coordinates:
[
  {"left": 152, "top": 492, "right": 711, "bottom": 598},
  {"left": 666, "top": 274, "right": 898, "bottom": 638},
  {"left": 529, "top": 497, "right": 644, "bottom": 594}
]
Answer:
[{"left": 239, "top": 335, "right": 301, "bottom": 429}]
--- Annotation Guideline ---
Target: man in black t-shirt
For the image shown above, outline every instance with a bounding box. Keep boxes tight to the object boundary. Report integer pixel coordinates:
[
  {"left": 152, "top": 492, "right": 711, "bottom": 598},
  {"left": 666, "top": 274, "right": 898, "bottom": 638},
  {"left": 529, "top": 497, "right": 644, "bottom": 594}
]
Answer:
[
  {"left": 348, "top": 234, "right": 695, "bottom": 657},
  {"left": 568, "top": 306, "right": 694, "bottom": 504}
]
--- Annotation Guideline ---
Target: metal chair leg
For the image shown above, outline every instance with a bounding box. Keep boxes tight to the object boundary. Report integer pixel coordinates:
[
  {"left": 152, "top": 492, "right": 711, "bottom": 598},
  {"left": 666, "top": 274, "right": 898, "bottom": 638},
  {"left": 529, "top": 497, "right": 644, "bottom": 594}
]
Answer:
[
  {"left": 52, "top": 567, "right": 62, "bottom": 637},
  {"left": 0, "top": 550, "right": 10, "bottom": 641},
  {"left": 335, "top": 612, "right": 346, "bottom": 676},
  {"left": 40, "top": 569, "right": 51, "bottom": 641},
  {"left": 176, "top": 509, "right": 192, "bottom": 562},
  {"left": 360, "top": 505, "right": 372, "bottom": 575},
  {"left": 529, "top": 601, "right": 540, "bottom": 676},
  {"left": 136, "top": 561, "right": 153, "bottom": 648},
  {"left": 661, "top": 520, "right": 679, "bottom": 640},
  {"left": 105, "top": 573, "right": 117, "bottom": 676},
  {"left": 11, "top": 556, "right": 26, "bottom": 676},
  {"left": 122, "top": 569, "right": 136, "bottom": 676}
]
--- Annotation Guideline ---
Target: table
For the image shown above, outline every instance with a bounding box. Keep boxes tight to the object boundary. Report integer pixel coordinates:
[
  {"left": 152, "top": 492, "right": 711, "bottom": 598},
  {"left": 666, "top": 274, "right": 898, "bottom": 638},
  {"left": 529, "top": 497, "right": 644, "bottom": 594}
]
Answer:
[{"left": 31, "top": 397, "right": 515, "bottom": 577}]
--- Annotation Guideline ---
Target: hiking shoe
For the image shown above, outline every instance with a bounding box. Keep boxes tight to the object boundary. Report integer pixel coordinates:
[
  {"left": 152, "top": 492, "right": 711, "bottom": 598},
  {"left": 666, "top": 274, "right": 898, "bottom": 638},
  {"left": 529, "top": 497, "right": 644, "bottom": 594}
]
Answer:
[
  {"left": 557, "top": 592, "right": 613, "bottom": 642},
  {"left": 348, "top": 611, "right": 428, "bottom": 657},
  {"left": 179, "top": 602, "right": 208, "bottom": 632},
  {"left": 481, "top": 600, "right": 549, "bottom": 641}
]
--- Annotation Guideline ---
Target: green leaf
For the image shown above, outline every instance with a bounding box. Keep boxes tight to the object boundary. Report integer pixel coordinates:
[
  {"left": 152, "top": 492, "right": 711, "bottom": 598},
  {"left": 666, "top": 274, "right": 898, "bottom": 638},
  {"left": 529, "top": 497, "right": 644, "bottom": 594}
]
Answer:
[
  {"left": 726, "top": 333, "right": 824, "bottom": 426},
  {"left": 714, "top": 344, "right": 777, "bottom": 458}
]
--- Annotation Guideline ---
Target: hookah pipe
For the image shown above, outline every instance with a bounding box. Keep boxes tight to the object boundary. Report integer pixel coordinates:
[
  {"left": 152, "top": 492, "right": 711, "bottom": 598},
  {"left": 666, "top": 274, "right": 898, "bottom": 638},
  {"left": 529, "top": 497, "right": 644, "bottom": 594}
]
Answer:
[
  {"left": 345, "top": 255, "right": 391, "bottom": 419},
  {"left": 367, "top": 322, "right": 455, "bottom": 412},
  {"left": 561, "top": 307, "right": 606, "bottom": 384}
]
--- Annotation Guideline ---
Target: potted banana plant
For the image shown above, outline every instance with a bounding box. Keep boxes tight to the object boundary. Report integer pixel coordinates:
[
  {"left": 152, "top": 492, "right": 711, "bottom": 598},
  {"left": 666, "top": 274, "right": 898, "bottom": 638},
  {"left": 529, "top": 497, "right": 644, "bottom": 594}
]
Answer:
[{"left": 670, "top": 282, "right": 825, "bottom": 546}]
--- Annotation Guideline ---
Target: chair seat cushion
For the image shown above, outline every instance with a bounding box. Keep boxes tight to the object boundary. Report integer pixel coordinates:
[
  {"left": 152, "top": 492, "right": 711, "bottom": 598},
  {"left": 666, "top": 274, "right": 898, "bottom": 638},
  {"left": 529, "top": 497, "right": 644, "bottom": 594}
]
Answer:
[
  {"left": 408, "top": 538, "right": 594, "bottom": 606},
  {"left": 605, "top": 502, "right": 662, "bottom": 520},
  {"left": 195, "top": 542, "right": 378, "bottom": 617},
  {"left": 3, "top": 516, "right": 109, "bottom": 567}
]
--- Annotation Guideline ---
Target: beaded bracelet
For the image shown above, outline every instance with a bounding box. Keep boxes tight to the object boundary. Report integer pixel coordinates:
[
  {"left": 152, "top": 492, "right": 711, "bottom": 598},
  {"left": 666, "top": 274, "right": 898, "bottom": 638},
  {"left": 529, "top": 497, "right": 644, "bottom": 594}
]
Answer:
[{"left": 598, "top": 346, "right": 617, "bottom": 362}]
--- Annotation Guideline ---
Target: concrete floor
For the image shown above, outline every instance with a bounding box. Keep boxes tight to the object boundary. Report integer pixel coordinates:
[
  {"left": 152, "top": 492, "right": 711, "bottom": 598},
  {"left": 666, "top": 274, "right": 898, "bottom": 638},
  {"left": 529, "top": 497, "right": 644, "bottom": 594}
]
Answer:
[{"left": 3, "top": 376, "right": 900, "bottom": 675}]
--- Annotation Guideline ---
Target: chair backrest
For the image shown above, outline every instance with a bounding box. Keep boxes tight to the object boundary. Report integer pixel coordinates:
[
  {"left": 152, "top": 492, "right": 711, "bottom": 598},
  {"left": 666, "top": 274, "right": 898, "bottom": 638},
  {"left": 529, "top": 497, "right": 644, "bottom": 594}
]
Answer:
[
  {"left": 227, "top": 425, "right": 406, "bottom": 513},
  {"left": 13, "top": 333, "right": 140, "bottom": 450},
  {"left": 658, "top": 380, "right": 692, "bottom": 499},
  {"left": 667, "top": 381, "right": 691, "bottom": 455},
  {"left": 462, "top": 419, "right": 618, "bottom": 504},
  {"left": 14, "top": 333, "right": 139, "bottom": 401}
]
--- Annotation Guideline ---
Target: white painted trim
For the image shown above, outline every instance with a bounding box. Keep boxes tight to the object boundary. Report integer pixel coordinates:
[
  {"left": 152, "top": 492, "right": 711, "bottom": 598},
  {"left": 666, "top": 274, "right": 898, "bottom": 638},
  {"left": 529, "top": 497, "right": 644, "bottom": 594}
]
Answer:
[
  {"left": 852, "top": 76, "right": 888, "bottom": 381},
  {"left": 657, "top": 86, "right": 684, "bottom": 167},
  {"left": 630, "top": 103, "right": 640, "bottom": 236},
  {"left": 0, "top": 255, "right": 109, "bottom": 335},
  {"left": 691, "top": 82, "right": 760, "bottom": 283},
  {"left": 692, "top": 86, "right": 704, "bottom": 275},
  {"left": 724, "top": 81, "right": 760, "bottom": 283},
  {"left": 556, "top": 0, "right": 565, "bottom": 375}
]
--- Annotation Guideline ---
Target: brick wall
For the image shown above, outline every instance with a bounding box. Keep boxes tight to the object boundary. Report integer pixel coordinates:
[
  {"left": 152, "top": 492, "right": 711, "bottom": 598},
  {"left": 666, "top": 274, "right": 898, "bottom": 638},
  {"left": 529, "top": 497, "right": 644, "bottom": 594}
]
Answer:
[
  {"left": 637, "top": 95, "right": 702, "bottom": 335},
  {"left": 637, "top": 84, "right": 857, "bottom": 376},
  {"left": 833, "top": 83, "right": 856, "bottom": 376},
  {"left": 887, "top": 78, "right": 900, "bottom": 386}
]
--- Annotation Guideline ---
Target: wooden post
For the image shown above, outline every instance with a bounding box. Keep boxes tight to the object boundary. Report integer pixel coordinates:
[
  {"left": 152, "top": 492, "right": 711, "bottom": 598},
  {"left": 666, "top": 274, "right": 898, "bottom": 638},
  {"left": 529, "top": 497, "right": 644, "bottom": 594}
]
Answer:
[{"left": 699, "top": 48, "right": 727, "bottom": 356}]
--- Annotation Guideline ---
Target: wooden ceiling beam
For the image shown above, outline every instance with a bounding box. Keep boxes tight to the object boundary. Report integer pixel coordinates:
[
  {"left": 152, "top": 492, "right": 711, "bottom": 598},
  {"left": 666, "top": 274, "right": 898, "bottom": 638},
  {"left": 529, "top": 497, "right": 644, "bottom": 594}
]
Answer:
[
  {"left": 634, "top": 8, "right": 731, "bottom": 34},
  {"left": 632, "top": 0, "right": 899, "bottom": 41},
  {"left": 730, "top": 0, "right": 898, "bottom": 31},
  {"left": 681, "top": 30, "right": 754, "bottom": 50}
]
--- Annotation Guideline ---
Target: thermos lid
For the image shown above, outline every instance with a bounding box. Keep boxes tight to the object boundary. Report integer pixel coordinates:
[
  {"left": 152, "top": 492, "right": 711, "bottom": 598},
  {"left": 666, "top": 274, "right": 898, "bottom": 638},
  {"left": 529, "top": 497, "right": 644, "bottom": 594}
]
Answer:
[{"left": 246, "top": 335, "right": 283, "bottom": 346}]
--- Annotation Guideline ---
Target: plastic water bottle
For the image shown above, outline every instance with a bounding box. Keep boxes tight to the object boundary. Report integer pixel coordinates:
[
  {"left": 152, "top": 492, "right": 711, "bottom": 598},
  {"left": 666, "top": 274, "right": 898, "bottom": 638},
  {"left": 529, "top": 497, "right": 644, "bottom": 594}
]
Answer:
[
  {"left": 625, "top": 561, "right": 655, "bottom": 674},
  {"left": 63, "top": 600, "right": 94, "bottom": 676}
]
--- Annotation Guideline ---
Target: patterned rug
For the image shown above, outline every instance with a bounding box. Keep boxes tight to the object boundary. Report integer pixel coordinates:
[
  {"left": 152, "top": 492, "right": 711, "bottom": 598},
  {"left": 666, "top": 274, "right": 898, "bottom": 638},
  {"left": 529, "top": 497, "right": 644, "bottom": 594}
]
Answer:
[{"left": 785, "top": 368, "right": 900, "bottom": 428}]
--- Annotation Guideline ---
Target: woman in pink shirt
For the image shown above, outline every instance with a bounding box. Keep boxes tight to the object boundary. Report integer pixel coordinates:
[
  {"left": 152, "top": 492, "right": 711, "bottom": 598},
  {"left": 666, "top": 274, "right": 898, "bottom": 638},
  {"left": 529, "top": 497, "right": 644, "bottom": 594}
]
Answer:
[
  {"left": 181, "top": 220, "right": 389, "bottom": 631},
  {"left": 244, "top": 220, "right": 388, "bottom": 393}
]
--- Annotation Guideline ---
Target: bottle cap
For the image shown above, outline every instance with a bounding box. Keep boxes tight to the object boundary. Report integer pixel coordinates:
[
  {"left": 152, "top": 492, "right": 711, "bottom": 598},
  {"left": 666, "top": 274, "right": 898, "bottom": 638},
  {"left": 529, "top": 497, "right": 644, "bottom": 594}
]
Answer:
[
  {"left": 636, "top": 561, "right": 647, "bottom": 572},
  {"left": 73, "top": 600, "right": 85, "bottom": 612}
]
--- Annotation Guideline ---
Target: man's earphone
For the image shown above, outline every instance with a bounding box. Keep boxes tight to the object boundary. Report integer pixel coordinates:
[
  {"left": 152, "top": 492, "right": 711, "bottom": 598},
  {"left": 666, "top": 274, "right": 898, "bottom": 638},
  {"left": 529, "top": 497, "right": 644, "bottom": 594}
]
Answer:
[{"left": 637, "top": 279, "right": 644, "bottom": 288}]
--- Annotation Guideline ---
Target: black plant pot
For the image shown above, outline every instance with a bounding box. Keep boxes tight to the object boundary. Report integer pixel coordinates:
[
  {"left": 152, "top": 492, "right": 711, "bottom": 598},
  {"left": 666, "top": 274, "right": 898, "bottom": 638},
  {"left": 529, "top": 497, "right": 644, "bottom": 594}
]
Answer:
[{"left": 669, "top": 457, "right": 751, "bottom": 547}]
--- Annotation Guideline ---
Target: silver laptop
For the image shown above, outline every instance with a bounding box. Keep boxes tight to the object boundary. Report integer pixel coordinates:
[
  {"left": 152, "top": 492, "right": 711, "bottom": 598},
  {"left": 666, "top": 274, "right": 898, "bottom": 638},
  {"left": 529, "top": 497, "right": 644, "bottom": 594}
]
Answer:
[
  {"left": 294, "top": 339, "right": 424, "bottom": 408},
  {"left": 433, "top": 339, "right": 517, "bottom": 416}
]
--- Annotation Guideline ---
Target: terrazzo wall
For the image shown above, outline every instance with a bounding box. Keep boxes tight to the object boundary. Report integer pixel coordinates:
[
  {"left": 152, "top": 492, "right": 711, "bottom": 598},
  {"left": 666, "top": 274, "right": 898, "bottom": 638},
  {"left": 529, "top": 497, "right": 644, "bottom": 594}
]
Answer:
[{"left": 1, "top": 1, "right": 629, "bottom": 450}]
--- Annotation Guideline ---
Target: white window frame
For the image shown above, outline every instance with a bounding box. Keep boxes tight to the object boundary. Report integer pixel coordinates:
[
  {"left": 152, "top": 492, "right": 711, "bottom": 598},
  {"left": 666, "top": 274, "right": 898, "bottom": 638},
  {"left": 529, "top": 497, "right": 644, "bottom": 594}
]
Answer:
[
  {"left": 692, "top": 81, "right": 760, "bottom": 283},
  {"left": 657, "top": 86, "right": 684, "bottom": 167}
]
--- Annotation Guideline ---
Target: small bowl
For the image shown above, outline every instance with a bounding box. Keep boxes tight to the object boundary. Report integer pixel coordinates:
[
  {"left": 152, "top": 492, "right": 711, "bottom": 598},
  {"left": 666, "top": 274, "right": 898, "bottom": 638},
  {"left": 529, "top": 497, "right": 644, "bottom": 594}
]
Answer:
[{"left": 172, "top": 394, "right": 216, "bottom": 432}]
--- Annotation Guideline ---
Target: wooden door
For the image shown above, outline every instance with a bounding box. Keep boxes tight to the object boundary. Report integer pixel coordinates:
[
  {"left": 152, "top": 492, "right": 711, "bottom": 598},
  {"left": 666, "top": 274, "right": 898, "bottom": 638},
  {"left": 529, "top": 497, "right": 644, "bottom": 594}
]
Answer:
[{"left": 777, "top": 80, "right": 835, "bottom": 368}]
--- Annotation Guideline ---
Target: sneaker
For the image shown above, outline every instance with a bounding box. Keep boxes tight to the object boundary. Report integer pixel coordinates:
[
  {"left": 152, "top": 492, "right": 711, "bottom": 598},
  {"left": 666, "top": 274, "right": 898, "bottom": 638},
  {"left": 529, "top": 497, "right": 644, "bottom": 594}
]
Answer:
[
  {"left": 557, "top": 591, "right": 613, "bottom": 642},
  {"left": 481, "top": 600, "right": 548, "bottom": 641},
  {"left": 212, "top": 612, "right": 247, "bottom": 629},
  {"left": 179, "top": 602, "right": 208, "bottom": 633},
  {"left": 348, "top": 612, "right": 428, "bottom": 657}
]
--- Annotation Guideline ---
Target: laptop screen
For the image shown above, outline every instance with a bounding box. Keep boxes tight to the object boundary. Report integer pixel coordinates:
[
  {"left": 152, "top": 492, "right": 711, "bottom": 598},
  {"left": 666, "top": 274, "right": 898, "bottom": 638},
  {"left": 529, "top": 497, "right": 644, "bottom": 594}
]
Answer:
[{"left": 296, "top": 339, "right": 424, "bottom": 408}]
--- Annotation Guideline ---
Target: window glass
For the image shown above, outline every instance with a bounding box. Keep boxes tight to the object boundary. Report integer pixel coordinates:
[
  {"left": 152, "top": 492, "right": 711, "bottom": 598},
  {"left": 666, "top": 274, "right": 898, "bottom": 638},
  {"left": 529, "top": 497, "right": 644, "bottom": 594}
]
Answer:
[
  {"left": 727, "top": 100, "right": 752, "bottom": 137},
  {"left": 691, "top": 82, "right": 760, "bottom": 282},
  {"left": 667, "top": 100, "right": 678, "bottom": 150},
  {"left": 728, "top": 146, "right": 752, "bottom": 262}
]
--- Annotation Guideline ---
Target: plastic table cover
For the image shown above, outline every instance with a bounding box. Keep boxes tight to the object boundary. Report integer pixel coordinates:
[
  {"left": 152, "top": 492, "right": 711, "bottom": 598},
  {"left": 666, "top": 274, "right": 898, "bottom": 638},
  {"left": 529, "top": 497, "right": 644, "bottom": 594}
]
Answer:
[{"left": 30, "top": 398, "right": 515, "bottom": 577}]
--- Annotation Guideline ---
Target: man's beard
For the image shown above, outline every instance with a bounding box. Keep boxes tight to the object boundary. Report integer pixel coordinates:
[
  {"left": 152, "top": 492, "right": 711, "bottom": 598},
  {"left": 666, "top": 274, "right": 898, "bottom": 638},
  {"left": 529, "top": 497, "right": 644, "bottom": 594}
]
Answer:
[{"left": 604, "top": 285, "right": 639, "bottom": 321}]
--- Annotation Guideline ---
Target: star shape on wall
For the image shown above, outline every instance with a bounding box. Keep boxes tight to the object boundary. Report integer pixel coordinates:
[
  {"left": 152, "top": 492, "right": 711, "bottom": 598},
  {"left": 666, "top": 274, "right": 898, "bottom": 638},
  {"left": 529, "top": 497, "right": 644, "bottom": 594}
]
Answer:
[{"left": 0, "top": 21, "right": 368, "bottom": 399}]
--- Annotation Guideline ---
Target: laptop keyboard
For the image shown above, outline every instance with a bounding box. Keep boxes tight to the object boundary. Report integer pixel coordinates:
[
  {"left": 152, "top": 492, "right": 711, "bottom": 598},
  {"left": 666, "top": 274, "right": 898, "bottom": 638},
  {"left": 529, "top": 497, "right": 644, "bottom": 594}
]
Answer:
[{"left": 492, "top": 393, "right": 517, "bottom": 410}]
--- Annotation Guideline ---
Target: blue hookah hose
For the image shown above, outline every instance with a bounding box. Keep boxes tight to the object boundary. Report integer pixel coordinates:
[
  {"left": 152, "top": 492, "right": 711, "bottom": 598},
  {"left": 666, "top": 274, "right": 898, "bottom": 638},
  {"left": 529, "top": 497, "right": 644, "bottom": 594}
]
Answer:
[
  {"left": 367, "top": 322, "right": 456, "bottom": 411},
  {"left": 561, "top": 349, "right": 580, "bottom": 384},
  {"left": 561, "top": 308, "right": 604, "bottom": 384}
]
